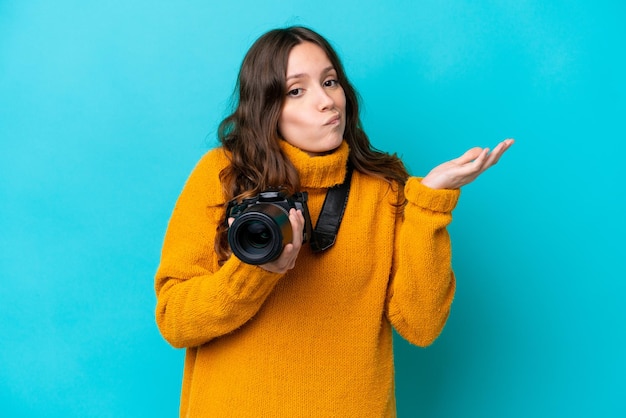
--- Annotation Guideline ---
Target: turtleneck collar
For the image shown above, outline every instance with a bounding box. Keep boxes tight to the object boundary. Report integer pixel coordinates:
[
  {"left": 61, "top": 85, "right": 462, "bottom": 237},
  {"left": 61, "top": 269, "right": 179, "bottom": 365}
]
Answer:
[{"left": 278, "top": 140, "right": 350, "bottom": 189}]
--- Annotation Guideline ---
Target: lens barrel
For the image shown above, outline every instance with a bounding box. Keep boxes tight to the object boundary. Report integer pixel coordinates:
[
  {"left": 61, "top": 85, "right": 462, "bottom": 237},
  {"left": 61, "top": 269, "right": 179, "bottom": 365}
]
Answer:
[{"left": 228, "top": 203, "right": 293, "bottom": 265}]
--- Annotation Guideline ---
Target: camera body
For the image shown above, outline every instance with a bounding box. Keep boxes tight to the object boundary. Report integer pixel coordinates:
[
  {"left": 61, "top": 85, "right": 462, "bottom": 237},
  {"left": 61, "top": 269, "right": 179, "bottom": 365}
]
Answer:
[{"left": 227, "top": 190, "right": 312, "bottom": 265}]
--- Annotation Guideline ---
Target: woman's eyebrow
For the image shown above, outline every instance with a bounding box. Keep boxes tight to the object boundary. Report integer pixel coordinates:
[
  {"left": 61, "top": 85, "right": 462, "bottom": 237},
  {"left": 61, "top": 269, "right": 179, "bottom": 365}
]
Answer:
[
  {"left": 321, "top": 65, "right": 336, "bottom": 74},
  {"left": 286, "top": 73, "right": 306, "bottom": 81},
  {"left": 286, "top": 66, "right": 335, "bottom": 81}
]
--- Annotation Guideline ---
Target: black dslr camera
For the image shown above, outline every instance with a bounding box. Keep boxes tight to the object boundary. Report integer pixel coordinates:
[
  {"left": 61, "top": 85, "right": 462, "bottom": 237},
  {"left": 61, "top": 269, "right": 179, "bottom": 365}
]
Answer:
[{"left": 227, "top": 190, "right": 313, "bottom": 265}]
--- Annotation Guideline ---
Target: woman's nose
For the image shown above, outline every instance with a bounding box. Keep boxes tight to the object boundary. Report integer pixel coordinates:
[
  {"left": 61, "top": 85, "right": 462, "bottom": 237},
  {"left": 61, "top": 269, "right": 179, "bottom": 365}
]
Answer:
[{"left": 316, "top": 87, "right": 334, "bottom": 110}]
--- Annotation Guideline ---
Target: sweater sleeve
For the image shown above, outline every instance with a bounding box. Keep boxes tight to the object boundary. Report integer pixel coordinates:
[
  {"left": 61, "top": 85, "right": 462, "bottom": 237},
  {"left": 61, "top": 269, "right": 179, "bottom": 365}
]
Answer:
[
  {"left": 386, "top": 177, "right": 460, "bottom": 347},
  {"left": 154, "top": 151, "right": 283, "bottom": 349}
]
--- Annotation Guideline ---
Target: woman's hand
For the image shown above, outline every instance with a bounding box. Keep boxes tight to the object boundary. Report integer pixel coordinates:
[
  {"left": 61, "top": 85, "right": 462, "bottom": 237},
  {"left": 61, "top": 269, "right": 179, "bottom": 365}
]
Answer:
[
  {"left": 260, "top": 208, "right": 305, "bottom": 274},
  {"left": 421, "top": 139, "right": 514, "bottom": 190},
  {"left": 229, "top": 208, "right": 305, "bottom": 274}
]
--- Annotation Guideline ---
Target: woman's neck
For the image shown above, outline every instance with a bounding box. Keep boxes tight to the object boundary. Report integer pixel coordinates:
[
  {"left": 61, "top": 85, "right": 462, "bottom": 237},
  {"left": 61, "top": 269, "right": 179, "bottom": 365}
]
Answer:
[{"left": 278, "top": 140, "right": 350, "bottom": 189}]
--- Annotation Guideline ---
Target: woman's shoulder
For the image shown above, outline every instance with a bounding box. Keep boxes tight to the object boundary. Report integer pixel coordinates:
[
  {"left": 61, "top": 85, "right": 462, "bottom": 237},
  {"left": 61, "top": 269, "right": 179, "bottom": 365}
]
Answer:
[
  {"left": 189, "top": 146, "right": 232, "bottom": 177},
  {"left": 196, "top": 146, "right": 231, "bottom": 169},
  {"left": 352, "top": 169, "right": 404, "bottom": 206},
  {"left": 182, "top": 146, "right": 231, "bottom": 206}
]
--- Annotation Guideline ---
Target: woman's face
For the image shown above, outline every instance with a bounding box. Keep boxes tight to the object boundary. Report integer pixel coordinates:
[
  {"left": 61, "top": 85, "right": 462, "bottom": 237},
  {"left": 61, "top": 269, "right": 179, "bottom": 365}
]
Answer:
[{"left": 278, "top": 42, "right": 346, "bottom": 156}]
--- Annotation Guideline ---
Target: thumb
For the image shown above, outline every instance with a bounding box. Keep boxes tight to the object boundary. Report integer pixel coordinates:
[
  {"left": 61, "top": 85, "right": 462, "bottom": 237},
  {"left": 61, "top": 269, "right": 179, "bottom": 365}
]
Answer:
[{"left": 453, "top": 147, "right": 486, "bottom": 164}]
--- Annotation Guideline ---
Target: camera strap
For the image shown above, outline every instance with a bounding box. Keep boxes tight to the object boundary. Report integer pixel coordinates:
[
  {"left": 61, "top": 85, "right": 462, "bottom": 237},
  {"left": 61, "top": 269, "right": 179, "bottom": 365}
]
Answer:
[{"left": 310, "top": 162, "right": 353, "bottom": 253}]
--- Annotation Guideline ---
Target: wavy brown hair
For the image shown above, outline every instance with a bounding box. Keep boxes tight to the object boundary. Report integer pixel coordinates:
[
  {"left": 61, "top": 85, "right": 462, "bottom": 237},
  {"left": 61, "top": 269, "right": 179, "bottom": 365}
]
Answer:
[{"left": 215, "top": 26, "right": 409, "bottom": 262}]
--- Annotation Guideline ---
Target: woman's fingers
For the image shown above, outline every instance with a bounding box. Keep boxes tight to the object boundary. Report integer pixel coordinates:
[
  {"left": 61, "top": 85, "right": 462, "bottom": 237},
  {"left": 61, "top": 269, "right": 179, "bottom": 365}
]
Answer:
[
  {"left": 453, "top": 147, "right": 485, "bottom": 164},
  {"left": 289, "top": 209, "right": 305, "bottom": 249},
  {"left": 421, "top": 139, "right": 514, "bottom": 189},
  {"left": 260, "top": 209, "right": 305, "bottom": 274},
  {"left": 484, "top": 139, "right": 515, "bottom": 169}
]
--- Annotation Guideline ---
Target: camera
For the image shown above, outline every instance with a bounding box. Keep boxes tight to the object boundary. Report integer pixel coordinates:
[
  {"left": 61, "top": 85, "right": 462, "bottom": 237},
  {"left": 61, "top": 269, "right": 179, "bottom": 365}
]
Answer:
[{"left": 227, "top": 190, "right": 312, "bottom": 265}]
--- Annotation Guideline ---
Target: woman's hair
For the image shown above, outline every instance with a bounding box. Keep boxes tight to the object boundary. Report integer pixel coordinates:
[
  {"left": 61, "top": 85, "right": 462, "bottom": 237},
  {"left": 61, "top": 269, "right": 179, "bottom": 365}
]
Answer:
[{"left": 215, "top": 26, "right": 409, "bottom": 262}]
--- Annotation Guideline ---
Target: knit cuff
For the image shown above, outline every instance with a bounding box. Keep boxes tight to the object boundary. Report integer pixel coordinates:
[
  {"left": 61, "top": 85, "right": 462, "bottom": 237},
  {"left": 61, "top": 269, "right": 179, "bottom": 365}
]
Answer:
[
  {"left": 404, "top": 177, "right": 460, "bottom": 213},
  {"left": 219, "top": 255, "right": 284, "bottom": 299}
]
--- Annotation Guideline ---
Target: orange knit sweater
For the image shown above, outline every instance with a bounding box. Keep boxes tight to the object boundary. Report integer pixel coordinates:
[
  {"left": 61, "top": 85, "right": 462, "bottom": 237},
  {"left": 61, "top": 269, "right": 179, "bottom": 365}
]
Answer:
[{"left": 155, "top": 140, "right": 459, "bottom": 417}]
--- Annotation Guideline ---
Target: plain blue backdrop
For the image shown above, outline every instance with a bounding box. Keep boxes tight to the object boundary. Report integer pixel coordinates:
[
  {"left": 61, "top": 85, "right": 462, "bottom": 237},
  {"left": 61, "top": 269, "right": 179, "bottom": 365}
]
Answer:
[{"left": 1, "top": 0, "right": 624, "bottom": 417}]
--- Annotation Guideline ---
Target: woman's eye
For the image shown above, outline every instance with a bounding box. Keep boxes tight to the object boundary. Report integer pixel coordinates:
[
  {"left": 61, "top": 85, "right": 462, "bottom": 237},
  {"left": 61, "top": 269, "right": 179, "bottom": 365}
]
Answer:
[
  {"left": 287, "top": 88, "right": 303, "bottom": 97},
  {"left": 324, "top": 79, "right": 339, "bottom": 87}
]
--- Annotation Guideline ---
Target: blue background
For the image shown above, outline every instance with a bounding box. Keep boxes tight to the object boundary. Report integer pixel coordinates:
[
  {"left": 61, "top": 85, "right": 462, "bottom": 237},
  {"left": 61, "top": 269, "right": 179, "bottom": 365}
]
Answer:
[{"left": 1, "top": 0, "right": 624, "bottom": 416}]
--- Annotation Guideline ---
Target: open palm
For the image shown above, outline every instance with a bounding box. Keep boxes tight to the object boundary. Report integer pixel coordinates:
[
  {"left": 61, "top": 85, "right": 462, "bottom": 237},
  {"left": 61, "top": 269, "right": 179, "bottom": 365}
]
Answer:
[{"left": 421, "top": 139, "right": 514, "bottom": 190}]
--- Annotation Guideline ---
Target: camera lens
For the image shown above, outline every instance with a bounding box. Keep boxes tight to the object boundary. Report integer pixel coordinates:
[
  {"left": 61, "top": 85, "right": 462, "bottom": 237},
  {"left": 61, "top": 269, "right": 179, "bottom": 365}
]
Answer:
[
  {"left": 243, "top": 221, "right": 272, "bottom": 248},
  {"left": 228, "top": 203, "right": 293, "bottom": 265}
]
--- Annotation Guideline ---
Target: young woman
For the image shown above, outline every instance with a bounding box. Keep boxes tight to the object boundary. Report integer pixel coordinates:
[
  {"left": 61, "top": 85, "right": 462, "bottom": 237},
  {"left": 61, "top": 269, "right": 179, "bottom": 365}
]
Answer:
[{"left": 155, "top": 26, "right": 513, "bottom": 417}]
